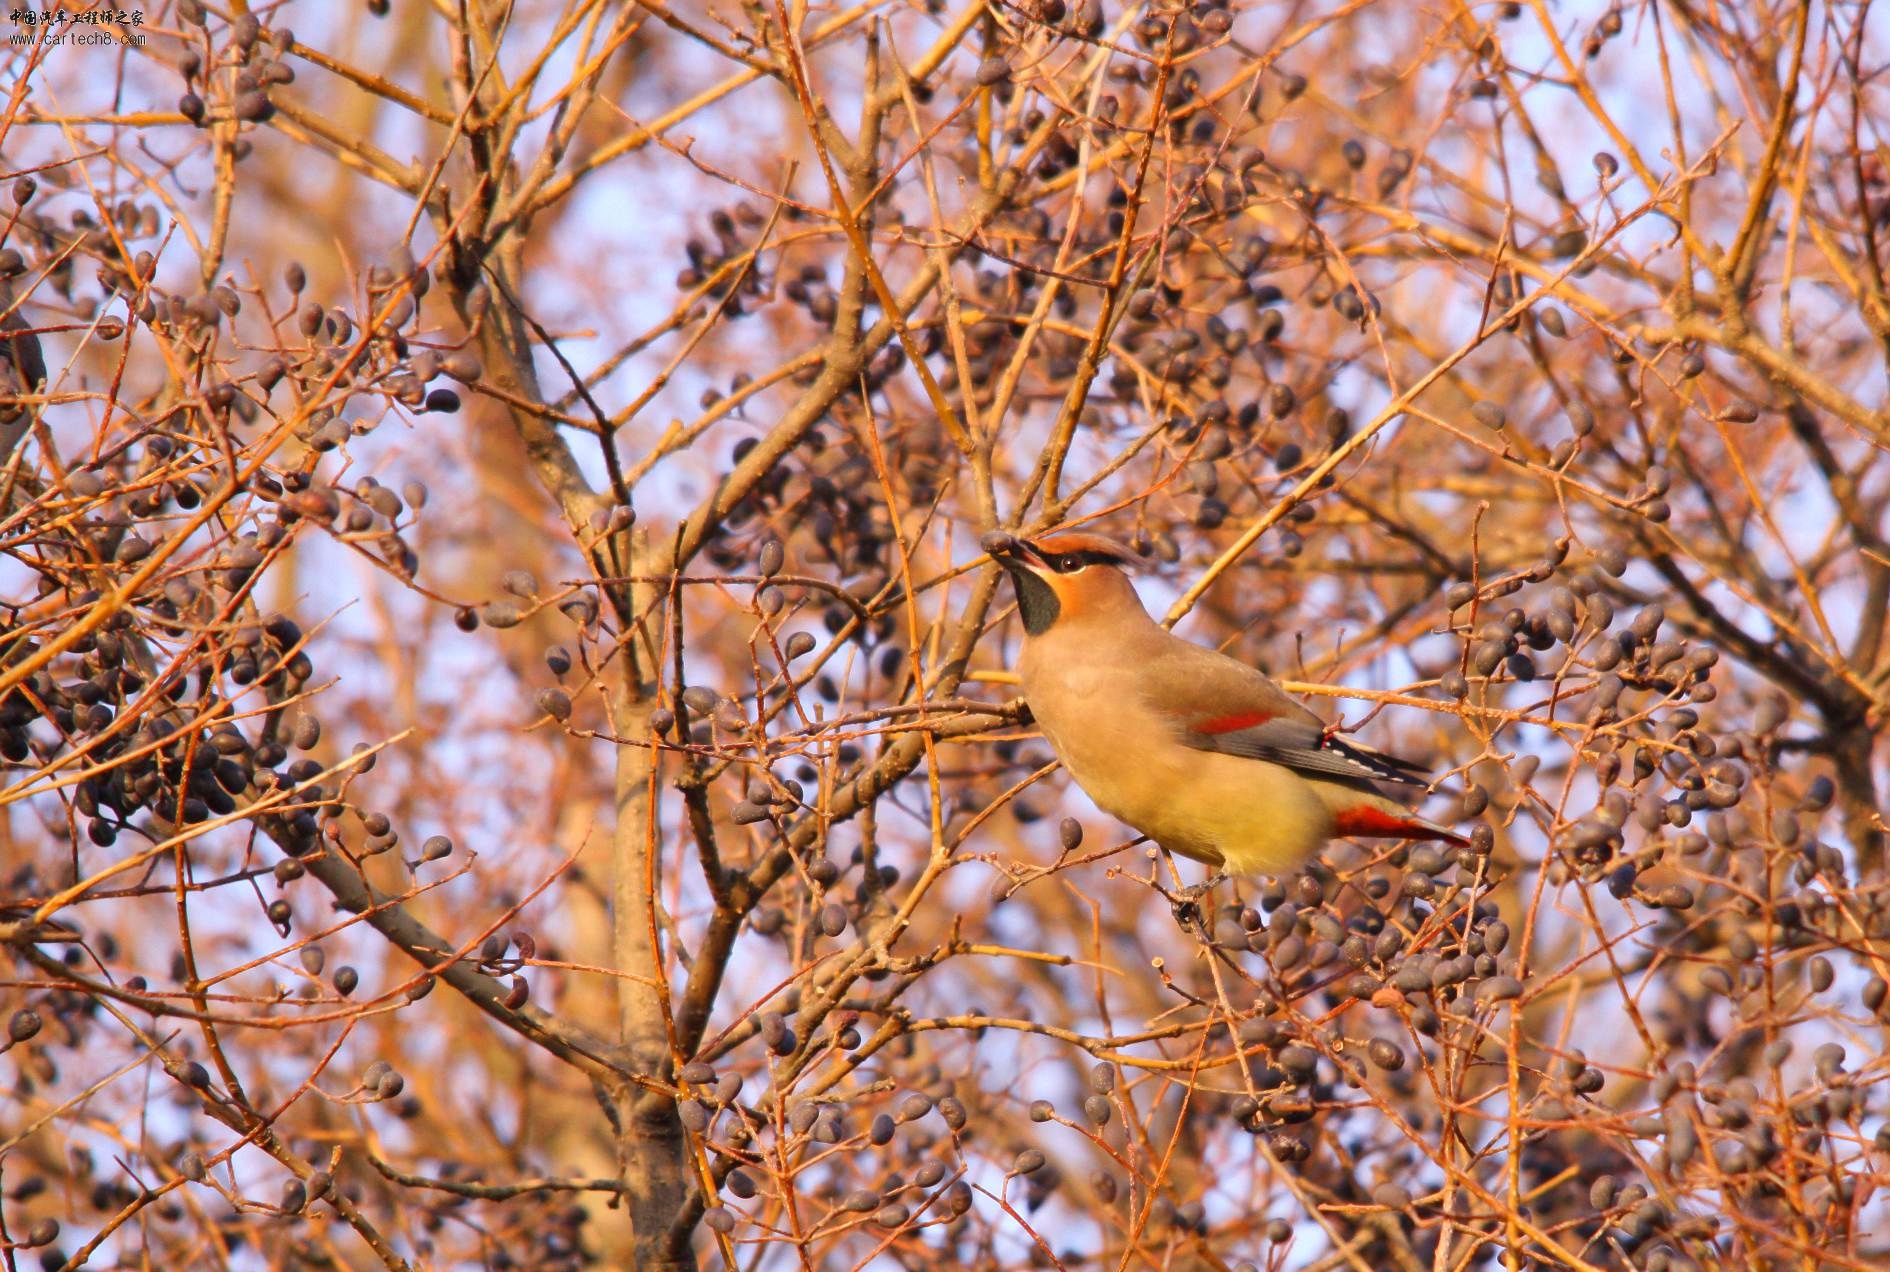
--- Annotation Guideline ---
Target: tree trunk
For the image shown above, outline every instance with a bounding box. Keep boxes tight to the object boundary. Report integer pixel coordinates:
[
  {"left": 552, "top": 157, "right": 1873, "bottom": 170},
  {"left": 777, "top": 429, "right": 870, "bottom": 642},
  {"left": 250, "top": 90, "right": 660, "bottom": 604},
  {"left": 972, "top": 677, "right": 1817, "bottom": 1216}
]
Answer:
[{"left": 609, "top": 562, "right": 698, "bottom": 1269}]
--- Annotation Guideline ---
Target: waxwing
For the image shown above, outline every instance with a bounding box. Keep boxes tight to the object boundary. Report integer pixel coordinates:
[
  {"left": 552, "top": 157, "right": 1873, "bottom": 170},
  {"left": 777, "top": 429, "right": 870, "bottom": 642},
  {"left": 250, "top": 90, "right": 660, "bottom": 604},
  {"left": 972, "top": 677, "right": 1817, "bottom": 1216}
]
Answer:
[{"left": 984, "top": 529, "right": 1464, "bottom": 884}]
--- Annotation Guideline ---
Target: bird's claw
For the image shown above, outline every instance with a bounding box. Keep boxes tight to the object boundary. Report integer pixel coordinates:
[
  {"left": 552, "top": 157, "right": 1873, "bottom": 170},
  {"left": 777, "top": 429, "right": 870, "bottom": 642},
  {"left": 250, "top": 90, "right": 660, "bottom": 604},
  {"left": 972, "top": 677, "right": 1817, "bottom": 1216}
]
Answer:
[{"left": 1167, "top": 872, "right": 1228, "bottom": 933}]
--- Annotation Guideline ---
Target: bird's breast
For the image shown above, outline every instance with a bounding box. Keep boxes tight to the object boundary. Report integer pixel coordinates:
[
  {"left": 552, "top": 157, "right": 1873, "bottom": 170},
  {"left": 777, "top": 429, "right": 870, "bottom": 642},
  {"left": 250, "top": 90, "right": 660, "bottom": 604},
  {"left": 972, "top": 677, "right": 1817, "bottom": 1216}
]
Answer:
[{"left": 1020, "top": 647, "right": 1194, "bottom": 834}]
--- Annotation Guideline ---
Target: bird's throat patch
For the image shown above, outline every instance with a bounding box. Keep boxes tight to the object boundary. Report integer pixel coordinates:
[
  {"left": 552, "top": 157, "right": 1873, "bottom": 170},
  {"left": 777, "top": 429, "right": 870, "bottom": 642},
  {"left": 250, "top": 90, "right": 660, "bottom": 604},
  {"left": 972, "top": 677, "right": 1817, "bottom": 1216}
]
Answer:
[{"left": 1011, "top": 569, "right": 1060, "bottom": 635}]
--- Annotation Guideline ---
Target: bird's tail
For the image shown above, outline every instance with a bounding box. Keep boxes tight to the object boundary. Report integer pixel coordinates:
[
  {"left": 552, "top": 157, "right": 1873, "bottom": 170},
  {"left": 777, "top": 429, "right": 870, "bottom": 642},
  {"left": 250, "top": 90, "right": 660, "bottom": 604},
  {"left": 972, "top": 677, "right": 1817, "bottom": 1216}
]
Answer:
[{"left": 1332, "top": 805, "right": 1470, "bottom": 846}]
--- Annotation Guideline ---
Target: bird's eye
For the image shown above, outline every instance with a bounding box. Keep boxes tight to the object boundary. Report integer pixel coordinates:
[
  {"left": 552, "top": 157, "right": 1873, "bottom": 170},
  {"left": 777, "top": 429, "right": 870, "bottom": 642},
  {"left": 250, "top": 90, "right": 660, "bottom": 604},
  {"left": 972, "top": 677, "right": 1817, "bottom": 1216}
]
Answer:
[{"left": 1055, "top": 554, "right": 1085, "bottom": 573}]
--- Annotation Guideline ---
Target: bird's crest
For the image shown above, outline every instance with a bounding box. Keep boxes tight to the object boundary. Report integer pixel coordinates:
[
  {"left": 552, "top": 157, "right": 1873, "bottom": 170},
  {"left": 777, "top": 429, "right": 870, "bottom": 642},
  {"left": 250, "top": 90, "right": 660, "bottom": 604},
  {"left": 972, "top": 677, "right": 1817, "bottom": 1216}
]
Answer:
[{"left": 1025, "top": 532, "right": 1142, "bottom": 569}]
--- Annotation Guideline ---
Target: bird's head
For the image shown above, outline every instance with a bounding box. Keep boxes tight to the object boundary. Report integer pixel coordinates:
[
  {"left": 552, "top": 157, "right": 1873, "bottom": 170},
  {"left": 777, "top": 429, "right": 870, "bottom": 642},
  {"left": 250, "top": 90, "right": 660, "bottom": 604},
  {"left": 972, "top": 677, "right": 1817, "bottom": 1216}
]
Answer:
[{"left": 981, "top": 530, "right": 1146, "bottom": 636}]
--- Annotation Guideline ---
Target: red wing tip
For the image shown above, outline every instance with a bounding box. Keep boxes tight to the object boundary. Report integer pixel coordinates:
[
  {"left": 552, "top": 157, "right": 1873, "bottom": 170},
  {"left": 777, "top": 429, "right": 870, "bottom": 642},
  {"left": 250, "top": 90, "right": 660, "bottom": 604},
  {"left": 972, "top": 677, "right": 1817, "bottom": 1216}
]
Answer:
[
  {"left": 1195, "top": 711, "right": 1274, "bottom": 734},
  {"left": 1333, "top": 807, "right": 1467, "bottom": 844}
]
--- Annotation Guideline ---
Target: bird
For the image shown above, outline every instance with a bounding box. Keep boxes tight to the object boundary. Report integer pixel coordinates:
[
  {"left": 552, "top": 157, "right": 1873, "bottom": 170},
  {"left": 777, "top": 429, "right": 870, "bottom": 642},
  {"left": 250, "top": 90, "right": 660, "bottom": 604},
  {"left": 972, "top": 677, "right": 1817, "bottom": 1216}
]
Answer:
[{"left": 983, "top": 528, "right": 1464, "bottom": 897}]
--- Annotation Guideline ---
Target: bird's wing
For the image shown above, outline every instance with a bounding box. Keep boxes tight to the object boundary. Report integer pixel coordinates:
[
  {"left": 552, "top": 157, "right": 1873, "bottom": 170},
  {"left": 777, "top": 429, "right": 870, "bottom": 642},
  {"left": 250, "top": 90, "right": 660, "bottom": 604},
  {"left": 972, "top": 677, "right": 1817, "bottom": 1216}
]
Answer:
[
  {"left": 1138, "top": 636, "right": 1432, "bottom": 788},
  {"left": 1198, "top": 719, "right": 1433, "bottom": 787}
]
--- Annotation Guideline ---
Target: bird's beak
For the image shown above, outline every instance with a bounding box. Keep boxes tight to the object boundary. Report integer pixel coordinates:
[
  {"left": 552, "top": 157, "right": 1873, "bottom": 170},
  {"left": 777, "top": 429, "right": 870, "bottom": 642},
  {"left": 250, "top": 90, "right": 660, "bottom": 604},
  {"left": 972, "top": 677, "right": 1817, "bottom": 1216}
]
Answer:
[{"left": 981, "top": 531, "right": 1048, "bottom": 574}]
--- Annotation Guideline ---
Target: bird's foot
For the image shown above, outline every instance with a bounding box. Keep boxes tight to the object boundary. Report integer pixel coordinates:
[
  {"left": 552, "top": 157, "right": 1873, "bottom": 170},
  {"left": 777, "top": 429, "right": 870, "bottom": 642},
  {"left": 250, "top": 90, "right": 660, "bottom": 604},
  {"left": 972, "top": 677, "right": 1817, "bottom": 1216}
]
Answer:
[{"left": 1166, "top": 871, "right": 1229, "bottom": 933}]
